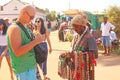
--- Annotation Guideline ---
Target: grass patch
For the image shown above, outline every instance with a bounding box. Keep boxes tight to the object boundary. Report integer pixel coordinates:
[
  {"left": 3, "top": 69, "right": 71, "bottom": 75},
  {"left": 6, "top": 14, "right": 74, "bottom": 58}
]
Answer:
[{"left": 112, "top": 48, "right": 120, "bottom": 55}]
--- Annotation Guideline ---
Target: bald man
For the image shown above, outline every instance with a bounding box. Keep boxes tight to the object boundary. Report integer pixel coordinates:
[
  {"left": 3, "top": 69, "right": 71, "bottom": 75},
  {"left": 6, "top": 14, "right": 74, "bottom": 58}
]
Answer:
[{"left": 7, "top": 5, "right": 45, "bottom": 80}]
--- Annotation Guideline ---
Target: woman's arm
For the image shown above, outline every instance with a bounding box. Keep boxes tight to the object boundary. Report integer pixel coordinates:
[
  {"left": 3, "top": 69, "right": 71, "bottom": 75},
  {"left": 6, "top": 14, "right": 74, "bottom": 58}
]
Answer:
[
  {"left": 46, "top": 30, "right": 52, "bottom": 53},
  {"left": 0, "top": 46, "right": 8, "bottom": 67}
]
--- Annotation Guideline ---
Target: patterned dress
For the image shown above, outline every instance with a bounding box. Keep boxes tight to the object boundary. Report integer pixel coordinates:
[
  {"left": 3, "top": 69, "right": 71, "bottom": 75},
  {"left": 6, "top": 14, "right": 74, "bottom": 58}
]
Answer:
[{"left": 71, "top": 27, "right": 98, "bottom": 80}]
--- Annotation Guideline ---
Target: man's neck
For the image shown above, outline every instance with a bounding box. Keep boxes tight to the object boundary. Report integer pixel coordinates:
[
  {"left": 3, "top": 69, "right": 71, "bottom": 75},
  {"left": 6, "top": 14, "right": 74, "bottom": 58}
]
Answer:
[
  {"left": 17, "top": 18, "right": 26, "bottom": 26},
  {"left": 104, "top": 21, "right": 107, "bottom": 24}
]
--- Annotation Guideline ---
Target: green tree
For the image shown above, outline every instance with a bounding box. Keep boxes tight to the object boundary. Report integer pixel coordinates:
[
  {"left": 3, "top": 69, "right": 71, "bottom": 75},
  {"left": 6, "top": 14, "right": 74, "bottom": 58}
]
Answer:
[
  {"left": 44, "top": 8, "right": 57, "bottom": 21},
  {"left": 50, "top": 11, "right": 56, "bottom": 21},
  {"left": 106, "top": 5, "right": 120, "bottom": 38}
]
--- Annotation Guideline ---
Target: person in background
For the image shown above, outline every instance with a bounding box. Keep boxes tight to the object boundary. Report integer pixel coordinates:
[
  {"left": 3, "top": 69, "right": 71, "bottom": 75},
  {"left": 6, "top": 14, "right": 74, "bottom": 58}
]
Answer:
[
  {"left": 58, "top": 22, "right": 68, "bottom": 42},
  {"left": 110, "top": 30, "right": 117, "bottom": 42},
  {"left": 46, "top": 19, "right": 51, "bottom": 34},
  {"left": 12, "top": 18, "right": 18, "bottom": 22},
  {"left": 100, "top": 17, "right": 115, "bottom": 56},
  {"left": 6, "top": 4, "right": 45, "bottom": 80},
  {"left": 87, "top": 20, "right": 97, "bottom": 38},
  {"left": 0, "top": 19, "right": 14, "bottom": 80},
  {"left": 3, "top": 17, "right": 11, "bottom": 27},
  {"left": 67, "top": 18, "right": 71, "bottom": 28},
  {"left": 110, "top": 30, "right": 118, "bottom": 50},
  {"left": 34, "top": 17, "right": 52, "bottom": 80},
  {"left": 87, "top": 20, "right": 92, "bottom": 32}
]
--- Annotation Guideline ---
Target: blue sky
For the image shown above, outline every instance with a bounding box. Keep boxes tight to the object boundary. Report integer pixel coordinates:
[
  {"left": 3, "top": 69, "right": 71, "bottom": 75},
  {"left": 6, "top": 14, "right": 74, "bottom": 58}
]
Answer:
[{"left": 0, "top": 0, "right": 120, "bottom": 12}]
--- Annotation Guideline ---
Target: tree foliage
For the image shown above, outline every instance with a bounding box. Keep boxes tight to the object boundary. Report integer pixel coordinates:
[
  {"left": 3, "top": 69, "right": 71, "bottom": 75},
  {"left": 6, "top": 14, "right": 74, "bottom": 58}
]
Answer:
[
  {"left": 44, "top": 8, "right": 57, "bottom": 21},
  {"left": 106, "top": 5, "right": 120, "bottom": 38}
]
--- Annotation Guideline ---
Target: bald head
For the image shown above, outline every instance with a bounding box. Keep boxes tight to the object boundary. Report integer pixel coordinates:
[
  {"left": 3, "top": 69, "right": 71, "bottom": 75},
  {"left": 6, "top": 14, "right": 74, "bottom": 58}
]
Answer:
[
  {"left": 20, "top": 4, "right": 36, "bottom": 14},
  {"left": 19, "top": 4, "right": 36, "bottom": 24}
]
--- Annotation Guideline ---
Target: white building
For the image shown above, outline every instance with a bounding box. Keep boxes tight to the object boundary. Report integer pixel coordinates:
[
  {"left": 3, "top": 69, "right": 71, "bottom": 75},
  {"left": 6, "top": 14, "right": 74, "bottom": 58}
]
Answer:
[{"left": 0, "top": 0, "right": 46, "bottom": 22}]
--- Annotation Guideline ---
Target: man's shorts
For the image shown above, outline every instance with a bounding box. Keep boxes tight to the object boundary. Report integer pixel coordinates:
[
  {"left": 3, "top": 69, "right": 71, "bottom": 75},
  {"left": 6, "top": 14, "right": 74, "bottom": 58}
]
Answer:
[
  {"left": 16, "top": 69, "right": 37, "bottom": 80},
  {"left": 0, "top": 46, "right": 10, "bottom": 57},
  {"left": 101, "top": 36, "right": 110, "bottom": 47}
]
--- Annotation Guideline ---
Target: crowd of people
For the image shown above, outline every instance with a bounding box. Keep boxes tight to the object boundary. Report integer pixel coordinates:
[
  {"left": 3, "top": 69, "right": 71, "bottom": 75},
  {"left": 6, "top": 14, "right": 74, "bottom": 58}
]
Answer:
[{"left": 0, "top": 4, "right": 118, "bottom": 80}]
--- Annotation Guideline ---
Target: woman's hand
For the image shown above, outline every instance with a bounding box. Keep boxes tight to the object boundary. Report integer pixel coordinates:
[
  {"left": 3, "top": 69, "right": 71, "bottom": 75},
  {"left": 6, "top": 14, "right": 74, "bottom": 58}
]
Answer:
[{"left": 49, "top": 48, "right": 52, "bottom": 54}]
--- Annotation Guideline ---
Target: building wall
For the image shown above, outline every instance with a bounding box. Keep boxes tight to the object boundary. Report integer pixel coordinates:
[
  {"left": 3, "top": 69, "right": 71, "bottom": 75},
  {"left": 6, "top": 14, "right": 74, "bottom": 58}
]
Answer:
[
  {"left": 0, "top": 0, "right": 46, "bottom": 22},
  {"left": 0, "top": 0, "right": 23, "bottom": 22}
]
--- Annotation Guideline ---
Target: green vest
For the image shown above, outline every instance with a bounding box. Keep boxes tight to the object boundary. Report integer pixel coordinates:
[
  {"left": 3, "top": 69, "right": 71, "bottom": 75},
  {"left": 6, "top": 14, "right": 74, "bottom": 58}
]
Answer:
[{"left": 6, "top": 23, "right": 36, "bottom": 74}]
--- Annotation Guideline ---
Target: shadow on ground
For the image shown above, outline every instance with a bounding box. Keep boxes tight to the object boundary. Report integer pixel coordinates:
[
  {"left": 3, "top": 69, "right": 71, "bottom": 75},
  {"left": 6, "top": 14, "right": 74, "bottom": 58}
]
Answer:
[
  {"left": 97, "top": 50, "right": 120, "bottom": 66},
  {"left": 53, "top": 49, "right": 70, "bottom": 52}
]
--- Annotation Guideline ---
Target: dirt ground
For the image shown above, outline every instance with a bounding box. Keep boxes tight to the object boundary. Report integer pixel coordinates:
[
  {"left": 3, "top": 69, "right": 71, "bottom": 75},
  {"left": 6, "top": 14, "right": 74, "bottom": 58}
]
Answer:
[{"left": 0, "top": 30, "right": 120, "bottom": 80}]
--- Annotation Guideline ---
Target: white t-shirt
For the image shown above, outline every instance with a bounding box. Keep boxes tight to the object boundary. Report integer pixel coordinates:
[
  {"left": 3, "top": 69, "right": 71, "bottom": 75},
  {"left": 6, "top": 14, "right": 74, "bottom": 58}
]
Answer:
[
  {"left": 100, "top": 22, "right": 115, "bottom": 36},
  {"left": 0, "top": 31, "right": 7, "bottom": 46}
]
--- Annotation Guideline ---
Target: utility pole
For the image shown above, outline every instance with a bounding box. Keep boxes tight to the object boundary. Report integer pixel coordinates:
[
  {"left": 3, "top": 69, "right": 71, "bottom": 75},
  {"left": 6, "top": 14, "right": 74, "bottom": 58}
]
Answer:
[{"left": 69, "top": 0, "right": 70, "bottom": 10}]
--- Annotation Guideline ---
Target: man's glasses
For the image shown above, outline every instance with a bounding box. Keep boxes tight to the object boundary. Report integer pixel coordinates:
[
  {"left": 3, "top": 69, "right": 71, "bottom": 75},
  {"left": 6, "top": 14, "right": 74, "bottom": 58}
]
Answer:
[{"left": 26, "top": 12, "right": 34, "bottom": 20}]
